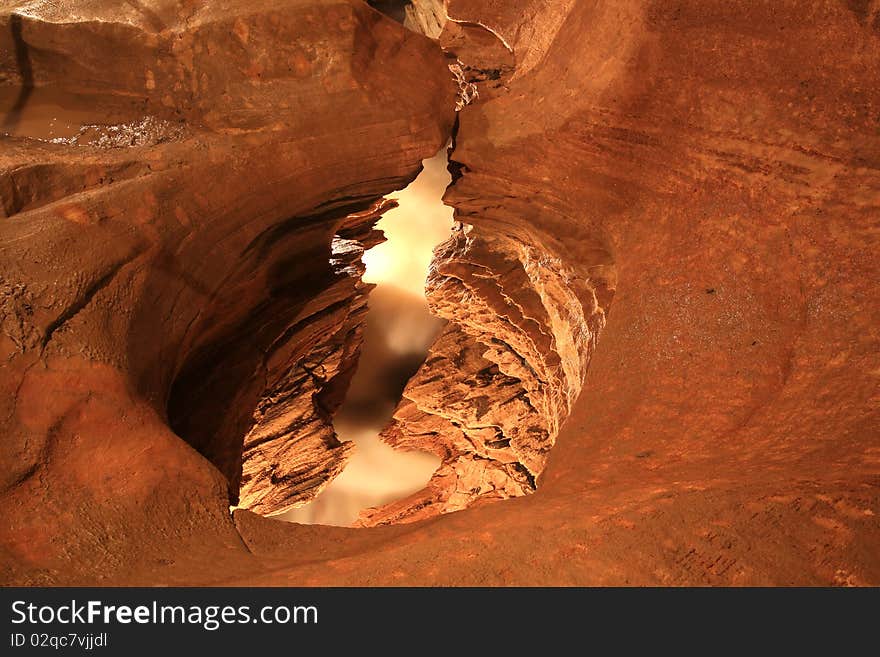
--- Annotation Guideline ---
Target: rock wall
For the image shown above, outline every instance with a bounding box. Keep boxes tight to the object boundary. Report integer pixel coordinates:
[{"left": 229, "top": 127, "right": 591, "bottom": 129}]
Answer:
[
  {"left": 1, "top": 0, "right": 878, "bottom": 585},
  {"left": 362, "top": 222, "right": 614, "bottom": 524},
  {"left": 0, "top": 0, "right": 454, "bottom": 584}
]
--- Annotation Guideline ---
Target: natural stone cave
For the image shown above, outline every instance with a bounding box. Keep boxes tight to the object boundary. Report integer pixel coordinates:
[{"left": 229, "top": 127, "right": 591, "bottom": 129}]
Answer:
[
  {"left": 281, "top": 146, "right": 449, "bottom": 526},
  {"left": 1, "top": 0, "right": 879, "bottom": 587}
]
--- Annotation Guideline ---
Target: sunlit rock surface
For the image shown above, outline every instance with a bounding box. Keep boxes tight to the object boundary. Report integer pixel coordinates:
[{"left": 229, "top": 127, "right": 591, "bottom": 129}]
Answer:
[
  {"left": 362, "top": 225, "right": 614, "bottom": 524},
  {"left": 1, "top": 0, "right": 879, "bottom": 585},
  {"left": 281, "top": 149, "right": 451, "bottom": 526}
]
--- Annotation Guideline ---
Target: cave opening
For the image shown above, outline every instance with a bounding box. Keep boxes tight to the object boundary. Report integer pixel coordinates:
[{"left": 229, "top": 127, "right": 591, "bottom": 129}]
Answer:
[{"left": 280, "top": 145, "right": 453, "bottom": 526}]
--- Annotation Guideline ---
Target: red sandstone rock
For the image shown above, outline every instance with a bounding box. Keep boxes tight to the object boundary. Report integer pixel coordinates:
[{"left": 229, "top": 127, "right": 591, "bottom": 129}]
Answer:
[
  {"left": 1, "top": 0, "right": 878, "bottom": 586},
  {"left": 361, "top": 223, "right": 614, "bottom": 525},
  {"left": 0, "top": 0, "right": 454, "bottom": 583}
]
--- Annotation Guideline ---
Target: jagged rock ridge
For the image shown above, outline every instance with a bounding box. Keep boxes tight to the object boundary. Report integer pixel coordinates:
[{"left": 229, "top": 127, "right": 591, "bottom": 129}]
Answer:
[
  {"left": 362, "top": 216, "right": 615, "bottom": 523},
  {"left": 238, "top": 200, "right": 392, "bottom": 516}
]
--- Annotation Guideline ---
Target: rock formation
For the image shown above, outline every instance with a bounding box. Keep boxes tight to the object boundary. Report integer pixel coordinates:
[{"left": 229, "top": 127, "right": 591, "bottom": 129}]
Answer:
[
  {"left": 362, "top": 223, "right": 614, "bottom": 525},
  {"left": 1, "top": 0, "right": 878, "bottom": 585},
  {"left": 0, "top": 0, "right": 454, "bottom": 582}
]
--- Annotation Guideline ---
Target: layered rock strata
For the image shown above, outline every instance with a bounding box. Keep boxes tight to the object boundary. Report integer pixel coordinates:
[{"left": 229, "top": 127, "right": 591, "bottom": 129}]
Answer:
[
  {"left": 237, "top": 200, "right": 392, "bottom": 516},
  {"left": 363, "top": 223, "right": 614, "bottom": 524},
  {"left": 0, "top": 0, "right": 454, "bottom": 583},
  {"left": 1, "top": 0, "right": 878, "bottom": 586}
]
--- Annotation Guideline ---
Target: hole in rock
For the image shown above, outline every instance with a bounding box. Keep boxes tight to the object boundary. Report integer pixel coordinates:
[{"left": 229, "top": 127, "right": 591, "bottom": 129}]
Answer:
[{"left": 280, "top": 146, "right": 453, "bottom": 526}]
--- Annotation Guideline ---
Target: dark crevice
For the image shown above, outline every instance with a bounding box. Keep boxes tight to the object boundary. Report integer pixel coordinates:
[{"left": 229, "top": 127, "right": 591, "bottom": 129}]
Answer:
[
  {"left": 242, "top": 198, "right": 378, "bottom": 260},
  {"left": 2, "top": 14, "right": 34, "bottom": 133},
  {"left": 165, "top": 195, "right": 382, "bottom": 507},
  {"left": 166, "top": 250, "right": 334, "bottom": 494},
  {"left": 366, "top": 1, "right": 411, "bottom": 23}
]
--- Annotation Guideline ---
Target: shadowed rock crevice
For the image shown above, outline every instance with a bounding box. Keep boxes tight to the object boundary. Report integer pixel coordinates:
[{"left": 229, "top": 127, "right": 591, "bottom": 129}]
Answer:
[
  {"left": 1, "top": 14, "right": 33, "bottom": 132},
  {"left": 367, "top": 1, "right": 410, "bottom": 23},
  {"left": 166, "top": 199, "right": 391, "bottom": 511}
]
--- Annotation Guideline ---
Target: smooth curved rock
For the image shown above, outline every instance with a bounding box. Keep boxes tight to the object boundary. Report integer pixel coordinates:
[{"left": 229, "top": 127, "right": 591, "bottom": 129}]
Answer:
[
  {"left": 2, "top": 0, "right": 878, "bottom": 586},
  {"left": 0, "top": 0, "right": 454, "bottom": 584}
]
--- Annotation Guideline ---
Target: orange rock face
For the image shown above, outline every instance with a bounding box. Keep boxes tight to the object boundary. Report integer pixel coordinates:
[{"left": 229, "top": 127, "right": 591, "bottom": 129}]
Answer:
[{"left": 2, "top": 0, "right": 879, "bottom": 585}]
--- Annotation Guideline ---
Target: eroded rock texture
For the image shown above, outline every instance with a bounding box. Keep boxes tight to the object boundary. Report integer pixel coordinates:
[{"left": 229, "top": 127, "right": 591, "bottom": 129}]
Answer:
[
  {"left": 363, "top": 224, "right": 614, "bottom": 524},
  {"left": 237, "top": 200, "right": 391, "bottom": 516},
  {"left": 0, "top": 0, "right": 453, "bottom": 583},
  {"left": 2, "top": 0, "right": 879, "bottom": 586}
]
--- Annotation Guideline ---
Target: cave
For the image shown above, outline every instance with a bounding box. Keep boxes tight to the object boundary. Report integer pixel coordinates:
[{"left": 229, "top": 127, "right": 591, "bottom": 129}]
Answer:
[
  {"left": 1, "top": 0, "right": 878, "bottom": 588},
  {"left": 281, "top": 146, "right": 450, "bottom": 526}
]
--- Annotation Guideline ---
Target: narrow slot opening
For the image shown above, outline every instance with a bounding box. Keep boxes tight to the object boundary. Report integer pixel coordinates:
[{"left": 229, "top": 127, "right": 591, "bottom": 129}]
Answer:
[{"left": 280, "top": 146, "right": 453, "bottom": 526}]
